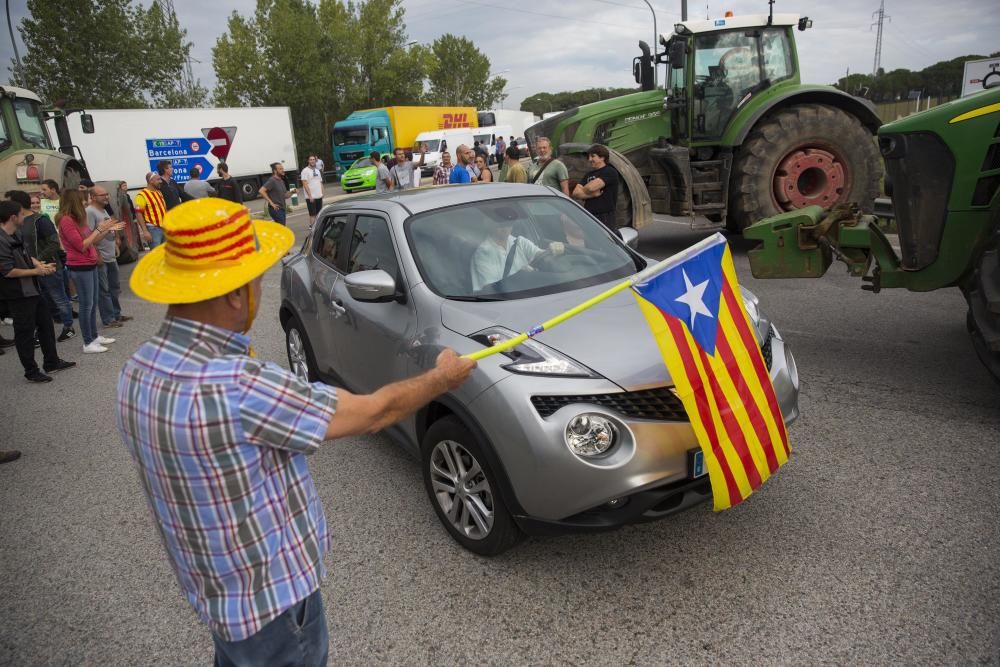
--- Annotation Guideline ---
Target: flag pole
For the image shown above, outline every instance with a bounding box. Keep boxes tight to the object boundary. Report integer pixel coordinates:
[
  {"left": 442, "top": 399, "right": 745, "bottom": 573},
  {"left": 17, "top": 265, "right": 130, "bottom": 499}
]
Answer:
[{"left": 463, "top": 233, "right": 725, "bottom": 361}]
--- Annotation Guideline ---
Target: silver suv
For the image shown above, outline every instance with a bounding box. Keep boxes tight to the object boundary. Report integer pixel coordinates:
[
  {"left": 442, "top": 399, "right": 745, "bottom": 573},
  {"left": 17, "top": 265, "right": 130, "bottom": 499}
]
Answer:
[{"left": 280, "top": 184, "right": 800, "bottom": 555}]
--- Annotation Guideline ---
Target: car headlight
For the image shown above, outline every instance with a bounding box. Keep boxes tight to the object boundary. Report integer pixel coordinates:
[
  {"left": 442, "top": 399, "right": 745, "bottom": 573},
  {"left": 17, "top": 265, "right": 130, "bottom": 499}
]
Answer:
[
  {"left": 565, "top": 413, "right": 617, "bottom": 456},
  {"left": 472, "top": 327, "right": 599, "bottom": 377},
  {"left": 739, "top": 285, "right": 760, "bottom": 326}
]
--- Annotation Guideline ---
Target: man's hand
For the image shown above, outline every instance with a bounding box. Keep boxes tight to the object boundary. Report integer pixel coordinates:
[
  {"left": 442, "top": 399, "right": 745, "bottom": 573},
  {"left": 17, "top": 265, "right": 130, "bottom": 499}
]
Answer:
[
  {"left": 548, "top": 241, "right": 565, "bottom": 256},
  {"left": 35, "top": 262, "right": 57, "bottom": 276},
  {"left": 433, "top": 349, "right": 476, "bottom": 391}
]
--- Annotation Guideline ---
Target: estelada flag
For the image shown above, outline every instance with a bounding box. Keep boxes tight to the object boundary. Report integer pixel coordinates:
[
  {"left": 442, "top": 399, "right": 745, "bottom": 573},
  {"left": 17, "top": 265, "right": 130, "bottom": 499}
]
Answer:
[{"left": 631, "top": 233, "right": 790, "bottom": 510}]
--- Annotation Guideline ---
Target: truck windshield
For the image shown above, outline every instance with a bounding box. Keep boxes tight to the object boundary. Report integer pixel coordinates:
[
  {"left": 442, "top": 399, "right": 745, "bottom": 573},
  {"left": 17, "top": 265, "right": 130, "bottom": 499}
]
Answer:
[
  {"left": 418, "top": 139, "right": 441, "bottom": 152},
  {"left": 334, "top": 126, "right": 369, "bottom": 146},
  {"left": 13, "top": 99, "right": 53, "bottom": 149}
]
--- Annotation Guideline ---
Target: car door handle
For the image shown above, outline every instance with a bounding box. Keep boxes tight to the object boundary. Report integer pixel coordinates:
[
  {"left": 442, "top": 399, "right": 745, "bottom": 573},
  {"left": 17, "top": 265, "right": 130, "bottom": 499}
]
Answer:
[{"left": 329, "top": 298, "right": 346, "bottom": 317}]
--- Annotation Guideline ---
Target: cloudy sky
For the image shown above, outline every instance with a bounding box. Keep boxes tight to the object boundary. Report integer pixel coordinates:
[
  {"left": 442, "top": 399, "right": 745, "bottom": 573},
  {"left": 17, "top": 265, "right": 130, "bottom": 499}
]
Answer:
[{"left": 3, "top": 0, "right": 998, "bottom": 110}]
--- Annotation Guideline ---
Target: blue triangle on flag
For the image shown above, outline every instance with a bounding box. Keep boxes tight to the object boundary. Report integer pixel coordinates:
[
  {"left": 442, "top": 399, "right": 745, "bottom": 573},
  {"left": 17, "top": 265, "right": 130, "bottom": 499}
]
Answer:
[{"left": 634, "top": 239, "right": 726, "bottom": 355}]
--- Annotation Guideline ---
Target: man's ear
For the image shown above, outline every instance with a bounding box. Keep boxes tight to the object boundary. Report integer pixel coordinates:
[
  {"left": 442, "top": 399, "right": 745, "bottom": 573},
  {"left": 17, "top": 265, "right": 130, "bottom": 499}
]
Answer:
[{"left": 223, "top": 287, "right": 244, "bottom": 312}]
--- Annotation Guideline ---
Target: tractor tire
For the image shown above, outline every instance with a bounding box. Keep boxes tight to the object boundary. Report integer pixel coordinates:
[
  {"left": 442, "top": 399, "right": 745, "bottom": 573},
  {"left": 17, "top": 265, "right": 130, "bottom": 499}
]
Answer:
[
  {"left": 728, "top": 104, "right": 882, "bottom": 232},
  {"left": 966, "top": 237, "right": 1000, "bottom": 384}
]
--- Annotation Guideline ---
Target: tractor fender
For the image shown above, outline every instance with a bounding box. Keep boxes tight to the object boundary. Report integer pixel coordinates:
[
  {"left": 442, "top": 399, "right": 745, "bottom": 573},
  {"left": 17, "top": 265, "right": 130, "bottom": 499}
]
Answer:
[
  {"left": 728, "top": 88, "right": 882, "bottom": 146},
  {"left": 556, "top": 142, "right": 653, "bottom": 229}
]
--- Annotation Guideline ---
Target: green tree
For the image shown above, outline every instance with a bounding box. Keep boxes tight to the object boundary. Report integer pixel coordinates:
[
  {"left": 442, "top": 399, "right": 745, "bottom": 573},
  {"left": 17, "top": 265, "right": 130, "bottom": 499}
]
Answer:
[
  {"left": 520, "top": 87, "right": 639, "bottom": 116},
  {"left": 426, "top": 34, "right": 506, "bottom": 109},
  {"left": 12, "top": 0, "right": 205, "bottom": 109}
]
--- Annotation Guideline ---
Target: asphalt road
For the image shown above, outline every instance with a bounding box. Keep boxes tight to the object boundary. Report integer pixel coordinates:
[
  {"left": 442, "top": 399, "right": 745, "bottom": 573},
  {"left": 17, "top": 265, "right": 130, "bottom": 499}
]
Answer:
[{"left": 1, "top": 202, "right": 998, "bottom": 665}]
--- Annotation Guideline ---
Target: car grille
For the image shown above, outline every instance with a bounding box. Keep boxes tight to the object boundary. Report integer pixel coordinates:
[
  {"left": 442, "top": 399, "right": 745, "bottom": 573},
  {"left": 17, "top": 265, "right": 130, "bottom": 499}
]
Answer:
[
  {"left": 531, "top": 330, "right": 775, "bottom": 421},
  {"left": 761, "top": 325, "right": 774, "bottom": 371},
  {"left": 531, "top": 386, "right": 687, "bottom": 421},
  {"left": 343, "top": 179, "right": 362, "bottom": 186}
]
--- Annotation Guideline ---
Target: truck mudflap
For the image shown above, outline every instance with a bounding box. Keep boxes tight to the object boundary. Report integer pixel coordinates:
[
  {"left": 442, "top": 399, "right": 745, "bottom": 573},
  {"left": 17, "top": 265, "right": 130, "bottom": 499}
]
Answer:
[{"left": 744, "top": 203, "right": 902, "bottom": 289}]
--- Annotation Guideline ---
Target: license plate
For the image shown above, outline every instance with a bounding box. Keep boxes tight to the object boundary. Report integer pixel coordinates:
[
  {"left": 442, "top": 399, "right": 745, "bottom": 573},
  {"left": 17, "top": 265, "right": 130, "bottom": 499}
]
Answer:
[{"left": 688, "top": 448, "right": 707, "bottom": 478}]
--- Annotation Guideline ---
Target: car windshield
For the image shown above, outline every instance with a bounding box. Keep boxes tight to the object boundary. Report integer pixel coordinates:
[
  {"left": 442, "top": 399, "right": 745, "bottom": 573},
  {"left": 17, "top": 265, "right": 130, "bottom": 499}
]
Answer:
[
  {"left": 406, "top": 196, "right": 643, "bottom": 300},
  {"left": 14, "top": 99, "right": 53, "bottom": 149},
  {"left": 333, "top": 126, "right": 368, "bottom": 146},
  {"left": 350, "top": 158, "right": 375, "bottom": 170}
]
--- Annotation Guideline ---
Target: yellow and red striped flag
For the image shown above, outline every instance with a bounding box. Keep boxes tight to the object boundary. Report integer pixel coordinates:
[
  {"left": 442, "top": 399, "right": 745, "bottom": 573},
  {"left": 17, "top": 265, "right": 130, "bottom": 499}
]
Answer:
[{"left": 632, "top": 234, "right": 790, "bottom": 510}]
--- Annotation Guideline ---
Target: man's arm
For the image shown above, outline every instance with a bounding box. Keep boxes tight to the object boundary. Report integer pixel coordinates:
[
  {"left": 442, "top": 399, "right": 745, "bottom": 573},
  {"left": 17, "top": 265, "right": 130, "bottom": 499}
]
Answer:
[
  {"left": 259, "top": 184, "right": 277, "bottom": 208},
  {"left": 572, "top": 177, "right": 605, "bottom": 200},
  {"left": 324, "top": 350, "right": 475, "bottom": 440}
]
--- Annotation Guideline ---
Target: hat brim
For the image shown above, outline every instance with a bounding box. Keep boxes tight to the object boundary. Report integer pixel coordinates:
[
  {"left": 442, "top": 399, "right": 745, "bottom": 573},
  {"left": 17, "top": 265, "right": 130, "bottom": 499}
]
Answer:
[{"left": 129, "top": 219, "right": 295, "bottom": 305}]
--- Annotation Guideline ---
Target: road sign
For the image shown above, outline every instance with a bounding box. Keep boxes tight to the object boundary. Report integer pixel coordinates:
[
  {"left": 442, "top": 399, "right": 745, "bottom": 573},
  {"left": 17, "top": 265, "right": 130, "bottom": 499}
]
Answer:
[
  {"left": 203, "top": 126, "right": 237, "bottom": 160},
  {"left": 962, "top": 57, "right": 1000, "bottom": 97},
  {"left": 148, "top": 156, "right": 214, "bottom": 184},
  {"left": 145, "top": 137, "right": 212, "bottom": 159}
]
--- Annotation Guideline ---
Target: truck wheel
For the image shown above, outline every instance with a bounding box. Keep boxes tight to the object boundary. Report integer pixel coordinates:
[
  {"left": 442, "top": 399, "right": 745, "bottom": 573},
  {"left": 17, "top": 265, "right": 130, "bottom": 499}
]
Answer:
[
  {"left": 966, "top": 238, "right": 1000, "bottom": 383},
  {"left": 238, "top": 177, "right": 260, "bottom": 201},
  {"left": 729, "top": 104, "right": 881, "bottom": 232}
]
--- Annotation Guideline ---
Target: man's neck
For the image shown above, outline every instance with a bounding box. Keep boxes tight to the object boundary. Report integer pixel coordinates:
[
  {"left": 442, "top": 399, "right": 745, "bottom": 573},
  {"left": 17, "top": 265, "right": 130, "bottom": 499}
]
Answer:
[{"left": 0, "top": 221, "right": 16, "bottom": 235}]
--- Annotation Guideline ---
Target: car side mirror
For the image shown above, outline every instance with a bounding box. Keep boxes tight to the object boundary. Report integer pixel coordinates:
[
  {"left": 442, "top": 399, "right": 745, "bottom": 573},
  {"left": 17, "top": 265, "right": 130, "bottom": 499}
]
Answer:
[
  {"left": 80, "top": 113, "right": 94, "bottom": 134},
  {"left": 345, "top": 269, "right": 396, "bottom": 302},
  {"left": 620, "top": 226, "right": 639, "bottom": 250},
  {"left": 669, "top": 41, "right": 686, "bottom": 69}
]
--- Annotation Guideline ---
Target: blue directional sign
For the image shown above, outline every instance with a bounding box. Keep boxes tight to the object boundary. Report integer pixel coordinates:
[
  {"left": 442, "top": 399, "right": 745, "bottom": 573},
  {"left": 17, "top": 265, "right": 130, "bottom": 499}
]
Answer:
[
  {"left": 145, "top": 137, "right": 212, "bottom": 158},
  {"left": 148, "top": 156, "right": 214, "bottom": 184}
]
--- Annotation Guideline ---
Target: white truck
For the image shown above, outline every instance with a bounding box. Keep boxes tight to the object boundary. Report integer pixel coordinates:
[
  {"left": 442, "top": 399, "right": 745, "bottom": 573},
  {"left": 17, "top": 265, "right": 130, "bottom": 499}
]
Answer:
[
  {"left": 477, "top": 110, "right": 540, "bottom": 138},
  {"left": 47, "top": 106, "right": 298, "bottom": 200}
]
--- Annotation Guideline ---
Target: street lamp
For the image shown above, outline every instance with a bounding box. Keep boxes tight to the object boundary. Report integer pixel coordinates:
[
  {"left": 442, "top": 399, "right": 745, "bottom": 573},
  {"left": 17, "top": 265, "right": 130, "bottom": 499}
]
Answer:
[{"left": 640, "top": 0, "right": 658, "bottom": 87}]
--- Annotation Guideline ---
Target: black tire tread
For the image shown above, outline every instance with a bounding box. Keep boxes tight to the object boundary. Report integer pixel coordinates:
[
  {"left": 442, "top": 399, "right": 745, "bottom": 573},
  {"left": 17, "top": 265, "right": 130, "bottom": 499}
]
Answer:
[
  {"left": 967, "top": 236, "right": 1000, "bottom": 383},
  {"left": 728, "top": 103, "right": 882, "bottom": 232}
]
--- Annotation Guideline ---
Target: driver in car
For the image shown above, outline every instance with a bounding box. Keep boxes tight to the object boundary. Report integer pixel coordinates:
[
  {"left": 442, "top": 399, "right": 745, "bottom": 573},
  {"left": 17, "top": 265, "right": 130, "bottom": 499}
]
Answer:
[{"left": 470, "top": 206, "right": 564, "bottom": 291}]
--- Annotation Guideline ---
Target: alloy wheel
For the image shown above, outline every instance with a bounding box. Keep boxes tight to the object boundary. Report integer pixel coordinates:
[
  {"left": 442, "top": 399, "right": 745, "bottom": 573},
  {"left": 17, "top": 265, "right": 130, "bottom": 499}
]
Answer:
[
  {"left": 287, "top": 327, "right": 310, "bottom": 382},
  {"left": 429, "top": 439, "right": 495, "bottom": 539}
]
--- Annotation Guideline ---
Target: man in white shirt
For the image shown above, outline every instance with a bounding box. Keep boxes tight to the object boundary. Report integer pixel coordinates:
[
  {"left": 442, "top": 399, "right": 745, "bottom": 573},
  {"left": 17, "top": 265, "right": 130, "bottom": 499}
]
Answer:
[
  {"left": 470, "top": 208, "right": 564, "bottom": 292},
  {"left": 300, "top": 155, "right": 324, "bottom": 227}
]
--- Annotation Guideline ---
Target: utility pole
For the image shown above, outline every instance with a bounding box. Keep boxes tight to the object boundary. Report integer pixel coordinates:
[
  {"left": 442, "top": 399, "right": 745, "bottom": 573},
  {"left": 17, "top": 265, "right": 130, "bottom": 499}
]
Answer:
[
  {"left": 5, "top": 0, "right": 22, "bottom": 74},
  {"left": 681, "top": 0, "right": 688, "bottom": 21},
  {"left": 156, "top": 0, "right": 197, "bottom": 101},
  {"left": 870, "top": 0, "right": 890, "bottom": 76},
  {"left": 640, "top": 0, "right": 658, "bottom": 87}
]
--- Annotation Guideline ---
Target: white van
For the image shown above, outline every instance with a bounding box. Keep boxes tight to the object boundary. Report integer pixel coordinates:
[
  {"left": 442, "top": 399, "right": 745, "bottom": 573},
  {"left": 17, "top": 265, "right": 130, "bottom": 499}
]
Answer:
[
  {"left": 472, "top": 125, "right": 512, "bottom": 163},
  {"left": 414, "top": 128, "right": 476, "bottom": 176}
]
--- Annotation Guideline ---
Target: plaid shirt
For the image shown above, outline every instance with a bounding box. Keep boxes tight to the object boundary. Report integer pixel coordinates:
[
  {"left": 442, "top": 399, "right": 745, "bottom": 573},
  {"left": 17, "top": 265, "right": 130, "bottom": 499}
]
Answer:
[{"left": 116, "top": 317, "right": 338, "bottom": 641}]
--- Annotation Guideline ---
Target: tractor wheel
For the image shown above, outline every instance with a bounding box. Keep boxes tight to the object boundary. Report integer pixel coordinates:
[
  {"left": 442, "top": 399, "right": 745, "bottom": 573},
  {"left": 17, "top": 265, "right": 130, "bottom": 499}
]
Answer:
[
  {"left": 966, "top": 237, "right": 1000, "bottom": 384},
  {"left": 728, "top": 104, "right": 882, "bottom": 232}
]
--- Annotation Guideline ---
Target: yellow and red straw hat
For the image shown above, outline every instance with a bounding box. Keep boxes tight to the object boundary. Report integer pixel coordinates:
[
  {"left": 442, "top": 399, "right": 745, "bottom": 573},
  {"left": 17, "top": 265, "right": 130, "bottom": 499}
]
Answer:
[{"left": 130, "top": 198, "right": 295, "bottom": 304}]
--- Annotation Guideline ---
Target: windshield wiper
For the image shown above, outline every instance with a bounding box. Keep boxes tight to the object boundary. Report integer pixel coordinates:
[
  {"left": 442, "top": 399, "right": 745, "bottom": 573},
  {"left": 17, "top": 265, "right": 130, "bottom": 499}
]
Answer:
[{"left": 445, "top": 295, "right": 505, "bottom": 302}]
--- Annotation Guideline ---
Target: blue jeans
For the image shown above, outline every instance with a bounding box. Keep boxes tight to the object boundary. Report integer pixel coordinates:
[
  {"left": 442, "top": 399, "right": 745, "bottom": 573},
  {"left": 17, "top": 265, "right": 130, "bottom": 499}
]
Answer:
[
  {"left": 268, "top": 205, "right": 287, "bottom": 225},
  {"left": 146, "top": 224, "right": 164, "bottom": 248},
  {"left": 212, "top": 589, "right": 328, "bottom": 667},
  {"left": 97, "top": 262, "right": 122, "bottom": 324},
  {"left": 69, "top": 267, "right": 100, "bottom": 344},
  {"left": 39, "top": 267, "right": 73, "bottom": 328}
]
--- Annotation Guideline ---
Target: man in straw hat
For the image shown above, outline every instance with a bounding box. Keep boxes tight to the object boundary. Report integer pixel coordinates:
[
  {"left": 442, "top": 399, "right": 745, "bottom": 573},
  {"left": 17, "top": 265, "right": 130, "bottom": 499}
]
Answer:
[{"left": 116, "top": 198, "right": 475, "bottom": 665}]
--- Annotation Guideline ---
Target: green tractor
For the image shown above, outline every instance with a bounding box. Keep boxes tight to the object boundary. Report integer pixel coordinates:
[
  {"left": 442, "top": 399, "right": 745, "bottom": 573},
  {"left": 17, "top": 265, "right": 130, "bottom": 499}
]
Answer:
[
  {"left": 0, "top": 85, "right": 94, "bottom": 194},
  {"left": 744, "top": 87, "right": 1000, "bottom": 381},
  {"left": 525, "top": 10, "right": 882, "bottom": 232}
]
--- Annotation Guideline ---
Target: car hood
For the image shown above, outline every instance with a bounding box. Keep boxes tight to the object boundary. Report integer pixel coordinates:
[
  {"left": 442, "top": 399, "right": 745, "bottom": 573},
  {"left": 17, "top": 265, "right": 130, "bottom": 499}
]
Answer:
[
  {"left": 440, "top": 284, "right": 674, "bottom": 390},
  {"left": 345, "top": 166, "right": 376, "bottom": 177}
]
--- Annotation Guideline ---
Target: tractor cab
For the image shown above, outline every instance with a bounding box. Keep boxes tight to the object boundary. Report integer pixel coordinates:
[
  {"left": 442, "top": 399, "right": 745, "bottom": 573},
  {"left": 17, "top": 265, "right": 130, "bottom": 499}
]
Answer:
[{"left": 662, "top": 13, "right": 810, "bottom": 143}]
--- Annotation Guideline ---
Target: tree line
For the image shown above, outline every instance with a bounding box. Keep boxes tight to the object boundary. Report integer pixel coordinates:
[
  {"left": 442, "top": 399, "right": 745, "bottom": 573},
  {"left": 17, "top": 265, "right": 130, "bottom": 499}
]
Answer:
[
  {"left": 10, "top": 0, "right": 506, "bottom": 166},
  {"left": 833, "top": 53, "right": 1000, "bottom": 103}
]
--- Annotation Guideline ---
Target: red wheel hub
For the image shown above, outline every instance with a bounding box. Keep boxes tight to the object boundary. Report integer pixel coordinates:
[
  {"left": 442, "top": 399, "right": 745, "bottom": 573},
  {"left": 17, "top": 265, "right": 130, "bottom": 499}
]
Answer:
[{"left": 773, "top": 147, "right": 846, "bottom": 210}]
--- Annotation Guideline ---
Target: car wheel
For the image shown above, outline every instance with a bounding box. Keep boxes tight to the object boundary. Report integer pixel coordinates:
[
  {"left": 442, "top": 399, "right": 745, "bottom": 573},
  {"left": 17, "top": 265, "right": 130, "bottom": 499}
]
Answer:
[
  {"left": 421, "top": 416, "right": 522, "bottom": 556},
  {"left": 285, "top": 317, "right": 318, "bottom": 383}
]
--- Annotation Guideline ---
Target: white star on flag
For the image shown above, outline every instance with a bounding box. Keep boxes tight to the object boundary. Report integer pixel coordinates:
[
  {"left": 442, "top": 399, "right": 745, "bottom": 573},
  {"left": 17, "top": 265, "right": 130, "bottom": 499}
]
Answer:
[{"left": 675, "top": 269, "right": 713, "bottom": 330}]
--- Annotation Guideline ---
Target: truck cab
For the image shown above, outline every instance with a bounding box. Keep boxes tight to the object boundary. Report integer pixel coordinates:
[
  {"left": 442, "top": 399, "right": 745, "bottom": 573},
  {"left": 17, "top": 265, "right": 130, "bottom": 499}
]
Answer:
[
  {"left": 332, "top": 110, "right": 392, "bottom": 177},
  {"left": 0, "top": 85, "right": 93, "bottom": 194}
]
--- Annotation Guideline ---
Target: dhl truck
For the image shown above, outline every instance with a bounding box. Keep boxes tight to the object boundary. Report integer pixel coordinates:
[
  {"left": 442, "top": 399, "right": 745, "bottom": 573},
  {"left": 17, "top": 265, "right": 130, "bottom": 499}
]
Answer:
[{"left": 331, "top": 106, "right": 477, "bottom": 176}]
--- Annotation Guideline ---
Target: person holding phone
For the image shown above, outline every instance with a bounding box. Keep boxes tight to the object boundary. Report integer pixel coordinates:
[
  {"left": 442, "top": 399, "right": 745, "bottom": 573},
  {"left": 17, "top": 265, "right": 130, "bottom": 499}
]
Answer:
[{"left": 86, "top": 186, "right": 129, "bottom": 329}]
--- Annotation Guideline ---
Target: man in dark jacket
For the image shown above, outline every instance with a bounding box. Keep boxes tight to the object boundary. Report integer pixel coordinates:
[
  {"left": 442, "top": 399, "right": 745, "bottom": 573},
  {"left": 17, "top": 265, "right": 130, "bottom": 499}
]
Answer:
[
  {"left": 157, "top": 160, "right": 191, "bottom": 210},
  {"left": 0, "top": 200, "right": 75, "bottom": 382},
  {"left": 5, "top": 190, "right": 75, "bottom": 340},
  {"left": 216, "top": 163, "right": 244, "bottom": 204}
]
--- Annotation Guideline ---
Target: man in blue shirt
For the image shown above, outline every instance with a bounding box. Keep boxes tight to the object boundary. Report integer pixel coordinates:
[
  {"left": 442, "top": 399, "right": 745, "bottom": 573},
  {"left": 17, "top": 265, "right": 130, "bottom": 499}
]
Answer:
[{"left": 449, "top": 144, "right": 474, "bottom": 184}]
